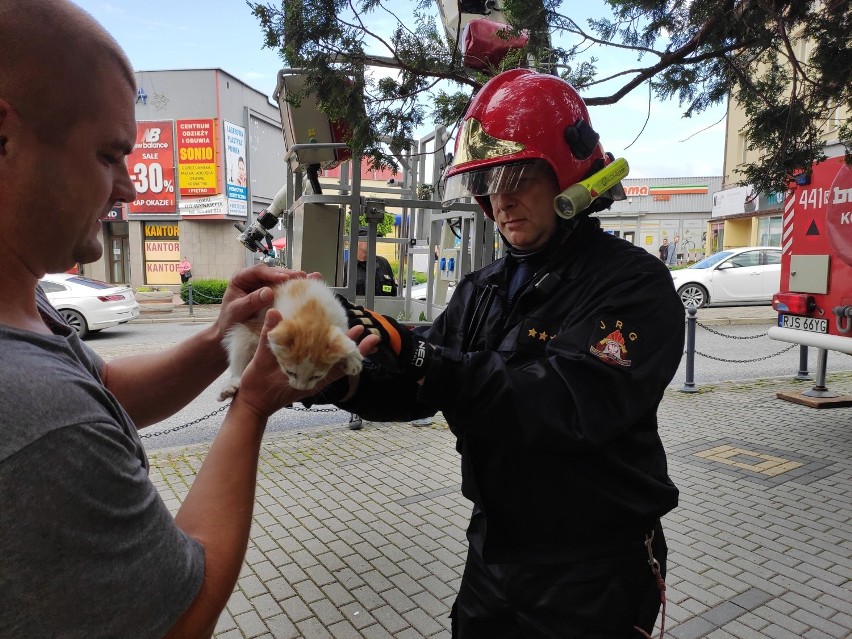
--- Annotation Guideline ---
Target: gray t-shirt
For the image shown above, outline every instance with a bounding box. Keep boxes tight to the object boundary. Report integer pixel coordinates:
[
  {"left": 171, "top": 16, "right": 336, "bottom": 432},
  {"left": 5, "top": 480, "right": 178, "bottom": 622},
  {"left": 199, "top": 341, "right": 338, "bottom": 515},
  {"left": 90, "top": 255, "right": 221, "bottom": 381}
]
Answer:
[{"left": 0, "top": 288, "right": 204, "bottom": 638}]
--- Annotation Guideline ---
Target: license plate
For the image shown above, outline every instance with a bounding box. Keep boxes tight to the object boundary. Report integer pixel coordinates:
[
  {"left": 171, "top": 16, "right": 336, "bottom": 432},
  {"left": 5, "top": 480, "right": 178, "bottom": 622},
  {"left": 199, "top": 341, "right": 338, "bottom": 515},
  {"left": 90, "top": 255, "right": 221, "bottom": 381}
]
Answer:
[{"left": 779, "top": 314, "right": 827, "bottom": 333}]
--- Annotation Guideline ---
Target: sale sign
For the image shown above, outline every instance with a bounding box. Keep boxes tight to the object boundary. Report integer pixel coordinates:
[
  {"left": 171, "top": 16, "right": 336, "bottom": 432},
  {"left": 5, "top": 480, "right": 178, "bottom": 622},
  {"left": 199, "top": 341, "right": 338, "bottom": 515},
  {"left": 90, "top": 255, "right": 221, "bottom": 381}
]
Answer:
[
  {"left": 177, "top": 118, "right": 218, "bottom": 196},
  {"left": 128, "top": 121, "right": 177, "bottom": 214}
]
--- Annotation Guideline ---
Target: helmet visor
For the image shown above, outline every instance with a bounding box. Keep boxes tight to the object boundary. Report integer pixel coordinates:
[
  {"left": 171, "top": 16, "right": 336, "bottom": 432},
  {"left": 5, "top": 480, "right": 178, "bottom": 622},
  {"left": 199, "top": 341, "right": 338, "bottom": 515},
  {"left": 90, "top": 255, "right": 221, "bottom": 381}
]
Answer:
[{"left": 442, "top": 160, "right": 551, "bottom": 206}]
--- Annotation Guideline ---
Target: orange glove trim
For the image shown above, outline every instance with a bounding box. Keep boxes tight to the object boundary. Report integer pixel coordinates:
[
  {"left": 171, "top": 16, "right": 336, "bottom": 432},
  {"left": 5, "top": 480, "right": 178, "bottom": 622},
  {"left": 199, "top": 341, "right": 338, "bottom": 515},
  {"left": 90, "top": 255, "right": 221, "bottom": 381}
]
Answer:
[{"left": 366, "top": 309, "right": 402, "bottom": 355}]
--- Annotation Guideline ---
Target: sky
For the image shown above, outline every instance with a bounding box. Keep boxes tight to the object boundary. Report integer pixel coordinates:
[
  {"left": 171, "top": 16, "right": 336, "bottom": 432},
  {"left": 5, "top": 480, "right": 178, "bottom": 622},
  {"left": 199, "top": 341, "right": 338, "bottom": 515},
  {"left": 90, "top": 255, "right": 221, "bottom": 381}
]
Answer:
[{"left": 74, "top": 0, "right": 728, "bottom": 180}]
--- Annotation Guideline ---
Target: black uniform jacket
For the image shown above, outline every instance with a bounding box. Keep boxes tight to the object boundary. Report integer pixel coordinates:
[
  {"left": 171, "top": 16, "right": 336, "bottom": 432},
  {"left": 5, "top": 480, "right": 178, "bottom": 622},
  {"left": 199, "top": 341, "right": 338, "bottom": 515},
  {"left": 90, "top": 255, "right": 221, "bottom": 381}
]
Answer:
[{"left": 341, "top": 217, "right": 684, "bottom": 563}]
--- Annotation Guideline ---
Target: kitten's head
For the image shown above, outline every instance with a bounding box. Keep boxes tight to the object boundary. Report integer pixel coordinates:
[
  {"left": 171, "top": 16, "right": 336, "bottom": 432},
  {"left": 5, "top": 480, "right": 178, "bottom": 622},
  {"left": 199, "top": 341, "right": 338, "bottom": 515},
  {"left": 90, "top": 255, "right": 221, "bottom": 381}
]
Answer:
[{"left": 267, "top": 315, "right": 354, "bottom": 390}]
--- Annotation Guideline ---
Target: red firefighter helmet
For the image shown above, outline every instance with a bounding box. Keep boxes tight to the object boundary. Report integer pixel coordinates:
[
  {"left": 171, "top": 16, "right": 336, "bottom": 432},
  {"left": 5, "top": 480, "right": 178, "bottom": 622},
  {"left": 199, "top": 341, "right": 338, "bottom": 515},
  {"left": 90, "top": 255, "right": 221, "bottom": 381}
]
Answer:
[{"left": 442, "top": 69, "right": 606, "bottom": 219}]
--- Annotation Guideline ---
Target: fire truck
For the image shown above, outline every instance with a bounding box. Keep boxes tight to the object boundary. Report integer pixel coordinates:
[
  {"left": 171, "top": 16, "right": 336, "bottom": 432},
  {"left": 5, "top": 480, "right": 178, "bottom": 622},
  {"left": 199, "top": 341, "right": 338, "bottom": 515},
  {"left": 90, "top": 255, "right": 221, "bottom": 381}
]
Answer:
[{"left": 768, "top": 155, "right": 852, "bottom": 401}]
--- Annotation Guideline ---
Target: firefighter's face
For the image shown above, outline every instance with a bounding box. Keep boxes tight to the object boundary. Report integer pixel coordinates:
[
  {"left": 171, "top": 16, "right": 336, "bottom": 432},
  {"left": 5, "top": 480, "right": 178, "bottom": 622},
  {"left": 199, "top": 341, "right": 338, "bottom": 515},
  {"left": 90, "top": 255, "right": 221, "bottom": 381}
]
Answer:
[{"left": 489, "top": 170, "right": 559, "bottom": 251}]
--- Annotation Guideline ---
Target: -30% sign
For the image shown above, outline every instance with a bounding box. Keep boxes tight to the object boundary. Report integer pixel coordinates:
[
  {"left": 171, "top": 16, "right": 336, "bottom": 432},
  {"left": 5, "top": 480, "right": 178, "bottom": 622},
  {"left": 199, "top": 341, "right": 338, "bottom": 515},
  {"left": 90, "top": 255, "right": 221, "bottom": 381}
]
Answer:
[{"left": 131, "top": 162, "right": 175, "bottom": 195}]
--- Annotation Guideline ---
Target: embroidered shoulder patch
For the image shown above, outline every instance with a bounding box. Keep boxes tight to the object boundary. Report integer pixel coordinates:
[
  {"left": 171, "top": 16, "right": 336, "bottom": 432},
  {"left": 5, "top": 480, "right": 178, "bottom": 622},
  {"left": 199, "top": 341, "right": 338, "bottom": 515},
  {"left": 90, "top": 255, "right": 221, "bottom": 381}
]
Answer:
[{"left": 589, "top": 318, "right": 639, "bottom": 368}]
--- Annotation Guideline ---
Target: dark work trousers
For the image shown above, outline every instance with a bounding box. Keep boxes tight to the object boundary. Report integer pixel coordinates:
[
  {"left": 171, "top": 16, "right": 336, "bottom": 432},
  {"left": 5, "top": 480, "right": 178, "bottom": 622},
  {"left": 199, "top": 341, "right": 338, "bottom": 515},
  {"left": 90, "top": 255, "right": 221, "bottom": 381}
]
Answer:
[{"left": 451, "top": 516, "right": 666, "bottom": 639}]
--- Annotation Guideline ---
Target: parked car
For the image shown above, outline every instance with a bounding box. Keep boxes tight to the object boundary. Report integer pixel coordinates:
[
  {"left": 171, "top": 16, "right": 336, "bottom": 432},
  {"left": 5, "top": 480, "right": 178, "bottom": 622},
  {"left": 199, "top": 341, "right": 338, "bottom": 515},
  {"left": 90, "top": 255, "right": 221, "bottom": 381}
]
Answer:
[
  {"left": 39, "top": 274, "right": 139, "bottom": 338},
  {"left": 405, "top": 281, "right": 456, "bottom": 303},
  {"left": 670, "top": 246, "right": 782, "bottom": 308}
]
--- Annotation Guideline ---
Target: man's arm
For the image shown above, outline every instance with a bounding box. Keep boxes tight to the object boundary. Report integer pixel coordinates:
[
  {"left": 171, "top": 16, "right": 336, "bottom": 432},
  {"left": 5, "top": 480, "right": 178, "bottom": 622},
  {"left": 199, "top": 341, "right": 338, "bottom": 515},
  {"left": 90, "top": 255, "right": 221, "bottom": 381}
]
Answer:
[
  {"left": 163, "top": 311, "right": 379, "bottom": 638},
  {"left": 101, "top": 265, "right": 300, "bottom": 428}
]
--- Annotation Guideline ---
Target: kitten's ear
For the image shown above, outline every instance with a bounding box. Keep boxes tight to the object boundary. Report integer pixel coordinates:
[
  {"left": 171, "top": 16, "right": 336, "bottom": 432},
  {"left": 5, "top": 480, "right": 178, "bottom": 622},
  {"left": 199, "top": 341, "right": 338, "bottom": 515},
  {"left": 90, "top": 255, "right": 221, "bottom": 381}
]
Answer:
[
  {"left": 268, "top": 318, "right": 295, "bottom": 349},
  {"left": 327, "top": 325, "right": 351, "bottom": 355}
]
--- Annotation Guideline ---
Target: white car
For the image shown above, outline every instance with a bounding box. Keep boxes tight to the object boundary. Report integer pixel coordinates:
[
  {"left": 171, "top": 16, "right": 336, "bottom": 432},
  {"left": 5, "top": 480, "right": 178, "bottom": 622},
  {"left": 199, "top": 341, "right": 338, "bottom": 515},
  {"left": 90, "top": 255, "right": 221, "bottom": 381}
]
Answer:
[
  {"left": 405, "top": 281, "right": 456, "bottom": 303},
  {"left": 39, "top": 273, "right": 140, "bottom": 338},
  {"left": 670, "top": 246, "right": 782, "bottom": 309}
]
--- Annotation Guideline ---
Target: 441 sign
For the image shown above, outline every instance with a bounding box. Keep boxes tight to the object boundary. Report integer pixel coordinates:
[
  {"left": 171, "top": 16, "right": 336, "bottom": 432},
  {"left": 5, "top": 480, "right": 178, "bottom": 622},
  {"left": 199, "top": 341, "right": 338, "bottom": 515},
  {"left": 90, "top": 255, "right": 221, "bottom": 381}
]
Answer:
[{"left": 128, "top": 121, "right": 177, "bottom": 214}]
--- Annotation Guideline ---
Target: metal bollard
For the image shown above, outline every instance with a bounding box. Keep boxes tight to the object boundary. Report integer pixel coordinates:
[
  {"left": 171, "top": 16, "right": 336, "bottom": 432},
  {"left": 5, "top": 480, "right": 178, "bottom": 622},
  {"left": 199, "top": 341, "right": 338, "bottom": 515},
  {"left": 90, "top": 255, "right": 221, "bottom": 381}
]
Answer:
[
  {"left": 802, "top": 348, "right": 838, "bottom": 398},
  {"left": 680, "top": 307, "right": 698, "bottom": 393},
  {"left": 187, "top": 282, "right": 194, "bottom": 316},
  {"left": 794, "top": 344, "right": 811, "bottom": 380}
]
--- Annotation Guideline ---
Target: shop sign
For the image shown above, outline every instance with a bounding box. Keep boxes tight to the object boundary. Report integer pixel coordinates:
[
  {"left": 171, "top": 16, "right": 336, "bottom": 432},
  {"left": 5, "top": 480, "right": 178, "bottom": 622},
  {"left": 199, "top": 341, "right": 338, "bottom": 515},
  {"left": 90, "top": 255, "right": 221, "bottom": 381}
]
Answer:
[
  {"left": 179, "top": 194, "right": 226, "bottom": 217},
  {"left": 127, "top": 121, "right": 177, "bottom": 214},
  {"left": 177, "top": 118, "right": 218, "bottom": 196},
  {"left": 143, "top": 222, "right": 182, "bottom": 285}
]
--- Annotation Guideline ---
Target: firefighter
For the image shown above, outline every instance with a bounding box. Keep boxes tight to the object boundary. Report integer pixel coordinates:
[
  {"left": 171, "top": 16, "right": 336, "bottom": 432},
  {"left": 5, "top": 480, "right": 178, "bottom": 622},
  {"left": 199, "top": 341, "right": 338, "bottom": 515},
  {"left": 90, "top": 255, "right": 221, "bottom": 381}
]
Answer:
[{"left": 319, "top": 69, "right": 684, "bottom": 637}]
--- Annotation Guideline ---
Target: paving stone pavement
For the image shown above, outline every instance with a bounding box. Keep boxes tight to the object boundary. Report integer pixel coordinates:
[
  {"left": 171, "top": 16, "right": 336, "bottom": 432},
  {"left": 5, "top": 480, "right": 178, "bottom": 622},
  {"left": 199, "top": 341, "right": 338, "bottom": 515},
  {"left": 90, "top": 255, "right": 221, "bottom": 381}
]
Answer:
[{"left": 147, "top": 369, "right": 852, "bottom": 639}]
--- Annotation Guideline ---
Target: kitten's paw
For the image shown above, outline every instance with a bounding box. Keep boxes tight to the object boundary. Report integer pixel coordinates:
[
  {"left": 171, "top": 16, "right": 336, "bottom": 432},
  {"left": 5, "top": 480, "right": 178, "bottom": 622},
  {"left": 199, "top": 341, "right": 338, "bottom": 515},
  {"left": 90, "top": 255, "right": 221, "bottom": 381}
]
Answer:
[
  {"left": 218, "top": 382, "right": 239, "bottom": 402},
  {"left": 342, "top": 349, "right": 364, "bottom": 376}
]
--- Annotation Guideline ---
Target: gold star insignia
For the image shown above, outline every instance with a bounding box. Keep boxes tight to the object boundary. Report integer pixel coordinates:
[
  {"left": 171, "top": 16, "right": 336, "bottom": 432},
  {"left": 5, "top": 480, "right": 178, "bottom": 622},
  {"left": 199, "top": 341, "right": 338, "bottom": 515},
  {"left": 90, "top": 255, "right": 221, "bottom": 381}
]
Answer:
[
  {"left": 539, "top": 331, "right": 549, "bottom": 341},
  {"left": 528, "top": 328, "right": 538, "bottom": 338}
]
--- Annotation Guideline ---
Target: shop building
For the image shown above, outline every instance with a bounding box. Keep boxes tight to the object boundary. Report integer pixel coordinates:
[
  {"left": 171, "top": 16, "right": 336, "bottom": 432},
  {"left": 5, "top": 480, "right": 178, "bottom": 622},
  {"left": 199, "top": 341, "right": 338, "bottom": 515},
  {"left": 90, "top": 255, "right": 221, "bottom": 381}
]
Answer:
[
  {"left": 716, "top": 37, "right": 848, "bottom": 249},
  {"left": 597, "top": 175, "right": 722, "bottom": 263},
  {"left": 80, "top": 69, "right": 287, "bottom": 288}
]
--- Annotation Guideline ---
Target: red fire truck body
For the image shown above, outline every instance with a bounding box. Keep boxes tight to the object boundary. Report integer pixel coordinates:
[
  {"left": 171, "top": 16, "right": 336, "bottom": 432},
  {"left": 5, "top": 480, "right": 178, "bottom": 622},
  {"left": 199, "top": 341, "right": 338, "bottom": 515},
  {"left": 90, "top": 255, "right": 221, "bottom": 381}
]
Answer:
[{"left": 768, "top": 156, "right": 852, "bottom": 355}]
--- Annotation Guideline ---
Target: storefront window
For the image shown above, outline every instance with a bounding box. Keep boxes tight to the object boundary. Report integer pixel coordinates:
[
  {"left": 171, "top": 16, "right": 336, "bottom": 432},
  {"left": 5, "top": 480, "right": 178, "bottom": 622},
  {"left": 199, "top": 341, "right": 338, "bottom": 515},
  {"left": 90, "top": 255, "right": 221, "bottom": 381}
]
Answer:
[{"left": 757, "top": 215, "right": 782, "bottom": 247}]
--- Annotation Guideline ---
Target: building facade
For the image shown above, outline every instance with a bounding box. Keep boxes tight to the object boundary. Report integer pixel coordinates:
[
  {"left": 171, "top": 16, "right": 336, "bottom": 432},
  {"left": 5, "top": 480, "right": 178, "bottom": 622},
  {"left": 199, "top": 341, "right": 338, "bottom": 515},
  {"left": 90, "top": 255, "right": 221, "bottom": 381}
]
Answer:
[
  {"left": 79, "top": 69, "right": 287, "bottom": 288},
  {"left": 597, "top": 175, "right": 723, "bottom": 263},
  {"left": 716, "top": 35, "right": 849, "bottom": 249}
]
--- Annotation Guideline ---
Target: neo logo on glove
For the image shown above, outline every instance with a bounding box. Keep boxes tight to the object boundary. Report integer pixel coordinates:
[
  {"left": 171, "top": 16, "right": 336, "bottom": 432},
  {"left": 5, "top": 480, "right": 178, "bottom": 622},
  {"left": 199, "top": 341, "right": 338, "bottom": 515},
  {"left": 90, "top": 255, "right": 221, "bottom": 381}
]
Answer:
[{"left": 411, "top": 341, "right": 428, "bottom": 369}]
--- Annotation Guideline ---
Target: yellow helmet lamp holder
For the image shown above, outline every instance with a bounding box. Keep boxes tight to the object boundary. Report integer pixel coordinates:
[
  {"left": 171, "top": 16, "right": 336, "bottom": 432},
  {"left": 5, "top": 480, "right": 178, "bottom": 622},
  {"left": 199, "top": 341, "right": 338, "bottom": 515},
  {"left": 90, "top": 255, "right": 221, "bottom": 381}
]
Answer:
[{"left": 553, "top": 158, "right": 630, "bottom": 219}]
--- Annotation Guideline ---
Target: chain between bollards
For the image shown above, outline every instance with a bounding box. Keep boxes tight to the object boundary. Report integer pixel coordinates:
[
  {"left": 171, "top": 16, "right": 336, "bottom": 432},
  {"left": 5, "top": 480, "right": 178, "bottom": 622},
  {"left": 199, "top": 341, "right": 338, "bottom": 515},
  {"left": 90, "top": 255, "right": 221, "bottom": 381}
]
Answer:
[{"left": 680, "top": 307, "right": 698, "bottom": 393}]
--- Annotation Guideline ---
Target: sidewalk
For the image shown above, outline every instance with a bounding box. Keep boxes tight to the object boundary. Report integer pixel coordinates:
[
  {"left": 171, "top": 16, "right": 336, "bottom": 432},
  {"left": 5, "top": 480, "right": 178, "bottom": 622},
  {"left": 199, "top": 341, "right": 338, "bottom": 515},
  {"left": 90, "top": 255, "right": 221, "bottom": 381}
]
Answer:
[{"left": 147, "top": 372, "right": 852, "bottom": 638}]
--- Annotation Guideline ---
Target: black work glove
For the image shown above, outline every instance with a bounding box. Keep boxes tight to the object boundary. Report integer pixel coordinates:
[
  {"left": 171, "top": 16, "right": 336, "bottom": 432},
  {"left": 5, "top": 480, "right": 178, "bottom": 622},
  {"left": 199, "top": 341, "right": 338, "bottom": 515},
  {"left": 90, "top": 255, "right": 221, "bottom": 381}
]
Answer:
[{"left": 336, "top": 295, "right": 439, "bottom": 382}]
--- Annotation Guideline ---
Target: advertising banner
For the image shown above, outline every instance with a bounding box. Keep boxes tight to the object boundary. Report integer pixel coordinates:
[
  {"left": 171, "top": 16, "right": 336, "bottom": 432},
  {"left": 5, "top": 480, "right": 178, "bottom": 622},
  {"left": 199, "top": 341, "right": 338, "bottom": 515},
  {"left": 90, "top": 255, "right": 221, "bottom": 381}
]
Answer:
[
  {"left": 127, "top": 121, "right": 177, "bottom": 214},
  {"left": 224, "top": 122, "right": 247, "bottom": 193},
  {"left": 179, "top": 194, "right": 227, "bottom": 217},
  {"left": 177, "top": 118, "right": 218, "bottom": 196},
  {"left": 143, "top": 222, "right": 182, "bottom": 285},
  {"left": 224, "top": 121, "right": 247, "bottom": 217}
]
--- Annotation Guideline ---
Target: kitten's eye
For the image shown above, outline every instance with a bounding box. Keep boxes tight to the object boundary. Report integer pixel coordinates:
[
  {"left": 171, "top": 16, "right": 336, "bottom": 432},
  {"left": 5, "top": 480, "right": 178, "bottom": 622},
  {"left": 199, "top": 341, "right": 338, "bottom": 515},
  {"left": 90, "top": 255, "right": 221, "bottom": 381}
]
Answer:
[
  {"left": 285, "top": 370, "right": 297, "bottom": 377},
  {"left": 310, "top": 374, "right": 323, "bottom": 381}
]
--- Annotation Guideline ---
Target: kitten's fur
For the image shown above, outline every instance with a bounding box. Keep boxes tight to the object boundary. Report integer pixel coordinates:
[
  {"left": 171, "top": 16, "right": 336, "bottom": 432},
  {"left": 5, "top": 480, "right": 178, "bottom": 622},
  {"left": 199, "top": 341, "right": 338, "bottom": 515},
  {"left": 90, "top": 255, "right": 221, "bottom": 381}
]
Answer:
[{"left": 218, "top": 278, "right": 362, "bottom": 400}]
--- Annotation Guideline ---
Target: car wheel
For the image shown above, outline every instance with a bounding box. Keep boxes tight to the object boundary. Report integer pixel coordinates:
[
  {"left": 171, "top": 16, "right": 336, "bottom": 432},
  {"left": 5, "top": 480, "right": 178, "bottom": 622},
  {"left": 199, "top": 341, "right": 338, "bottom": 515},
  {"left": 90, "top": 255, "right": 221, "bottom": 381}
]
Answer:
[
  {"left": 60, "top": 309, "right": 89, "bottom": 338},
  {"left": 677, "top": 284, "right": 708, "bottom": 309}
]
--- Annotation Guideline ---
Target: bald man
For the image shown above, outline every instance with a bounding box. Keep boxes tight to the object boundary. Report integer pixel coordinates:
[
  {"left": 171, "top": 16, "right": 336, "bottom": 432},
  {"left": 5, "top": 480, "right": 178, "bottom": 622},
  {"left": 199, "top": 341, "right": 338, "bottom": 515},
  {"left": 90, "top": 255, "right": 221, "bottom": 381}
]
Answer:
[{"left": 0, "top": 2, "right": 377, "bottom": 636}]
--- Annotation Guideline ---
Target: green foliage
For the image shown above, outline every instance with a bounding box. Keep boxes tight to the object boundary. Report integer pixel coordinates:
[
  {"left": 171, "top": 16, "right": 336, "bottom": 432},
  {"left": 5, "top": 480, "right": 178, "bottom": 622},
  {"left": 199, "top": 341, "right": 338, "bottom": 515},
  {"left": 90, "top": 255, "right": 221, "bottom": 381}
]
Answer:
[
  {"left": 248, "top": 0, "right": 852, "bottom": 196},
  {"left": 344, "top": 213, "right": 394, "bottom": 237},
  {"left": 181, "top": 279, "right": 228, "bottom": 304}
]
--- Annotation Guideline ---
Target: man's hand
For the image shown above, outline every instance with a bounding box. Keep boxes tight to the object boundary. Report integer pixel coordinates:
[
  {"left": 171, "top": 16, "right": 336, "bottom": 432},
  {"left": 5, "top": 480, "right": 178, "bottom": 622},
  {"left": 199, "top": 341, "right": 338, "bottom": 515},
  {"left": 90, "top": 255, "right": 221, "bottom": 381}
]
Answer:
[
  {"left": 336, "top": 296, "right": 438, "bottom": 382},
  {"left": 213, "top": 264, "right": 306, "bottom": 341},
  {"left": 234, "top": 309, "right": 381, "bottom": 417}
]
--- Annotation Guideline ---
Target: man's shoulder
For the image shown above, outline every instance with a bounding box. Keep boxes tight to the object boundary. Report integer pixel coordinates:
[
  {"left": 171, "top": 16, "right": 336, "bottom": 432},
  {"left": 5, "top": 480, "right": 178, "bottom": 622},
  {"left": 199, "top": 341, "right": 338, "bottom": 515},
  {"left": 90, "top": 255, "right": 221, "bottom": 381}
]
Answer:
[{"left": 0, "top": 334, "right": 117, "bottom": 463}]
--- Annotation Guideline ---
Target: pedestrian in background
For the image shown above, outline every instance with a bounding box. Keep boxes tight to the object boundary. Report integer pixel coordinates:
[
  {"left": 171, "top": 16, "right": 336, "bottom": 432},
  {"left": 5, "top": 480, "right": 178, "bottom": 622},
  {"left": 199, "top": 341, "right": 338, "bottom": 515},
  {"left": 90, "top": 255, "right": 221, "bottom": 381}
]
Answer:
[
  {"left": 178, "top": 256, "right": 193, "bottom": 283},
  {"left": 345, "top": 227, "right": 398, "bottom": 296},
  {"left": 659, "top": 237, "right": 669, "bottom": 261},
  {"left": 667, "top": 235, "right": 680, "bottom": 266},
  {"left": 0, "top": 2, "right": 377, "bottom": 636}
]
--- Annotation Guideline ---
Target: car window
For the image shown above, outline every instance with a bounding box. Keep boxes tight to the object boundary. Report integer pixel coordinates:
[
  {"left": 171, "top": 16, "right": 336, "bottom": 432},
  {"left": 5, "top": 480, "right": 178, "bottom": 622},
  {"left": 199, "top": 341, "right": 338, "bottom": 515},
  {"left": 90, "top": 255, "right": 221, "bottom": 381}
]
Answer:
[
  {"left": 727, "top": 251, "right": 760, "bottom": 268},
  {"left": 66, "top": 276, "right": 113, "bottom": 289},
  {"left": 691, "top": 251, "right": 733, "bottom": 269},
  {"left": 39, "top": 281, "right": 67, "bottom": 293},
  {"left": 762, "top": 250, "right": 782, "bottom": 265}
]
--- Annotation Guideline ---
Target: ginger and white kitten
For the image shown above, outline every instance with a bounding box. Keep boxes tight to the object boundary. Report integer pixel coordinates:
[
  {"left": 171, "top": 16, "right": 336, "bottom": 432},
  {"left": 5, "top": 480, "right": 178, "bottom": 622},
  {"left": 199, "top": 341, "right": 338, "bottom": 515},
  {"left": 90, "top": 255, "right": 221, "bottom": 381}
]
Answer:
[{"left": 218, "top": 278, "right": 362, "bottom": 400}]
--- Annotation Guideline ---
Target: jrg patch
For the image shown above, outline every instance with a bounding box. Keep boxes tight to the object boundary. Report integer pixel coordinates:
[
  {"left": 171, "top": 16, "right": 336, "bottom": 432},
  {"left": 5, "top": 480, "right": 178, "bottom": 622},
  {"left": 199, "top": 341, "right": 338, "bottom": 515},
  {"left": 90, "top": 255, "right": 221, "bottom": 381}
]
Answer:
[{"left": 588, "top": 317, "right": 641, "bottom": 368}]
